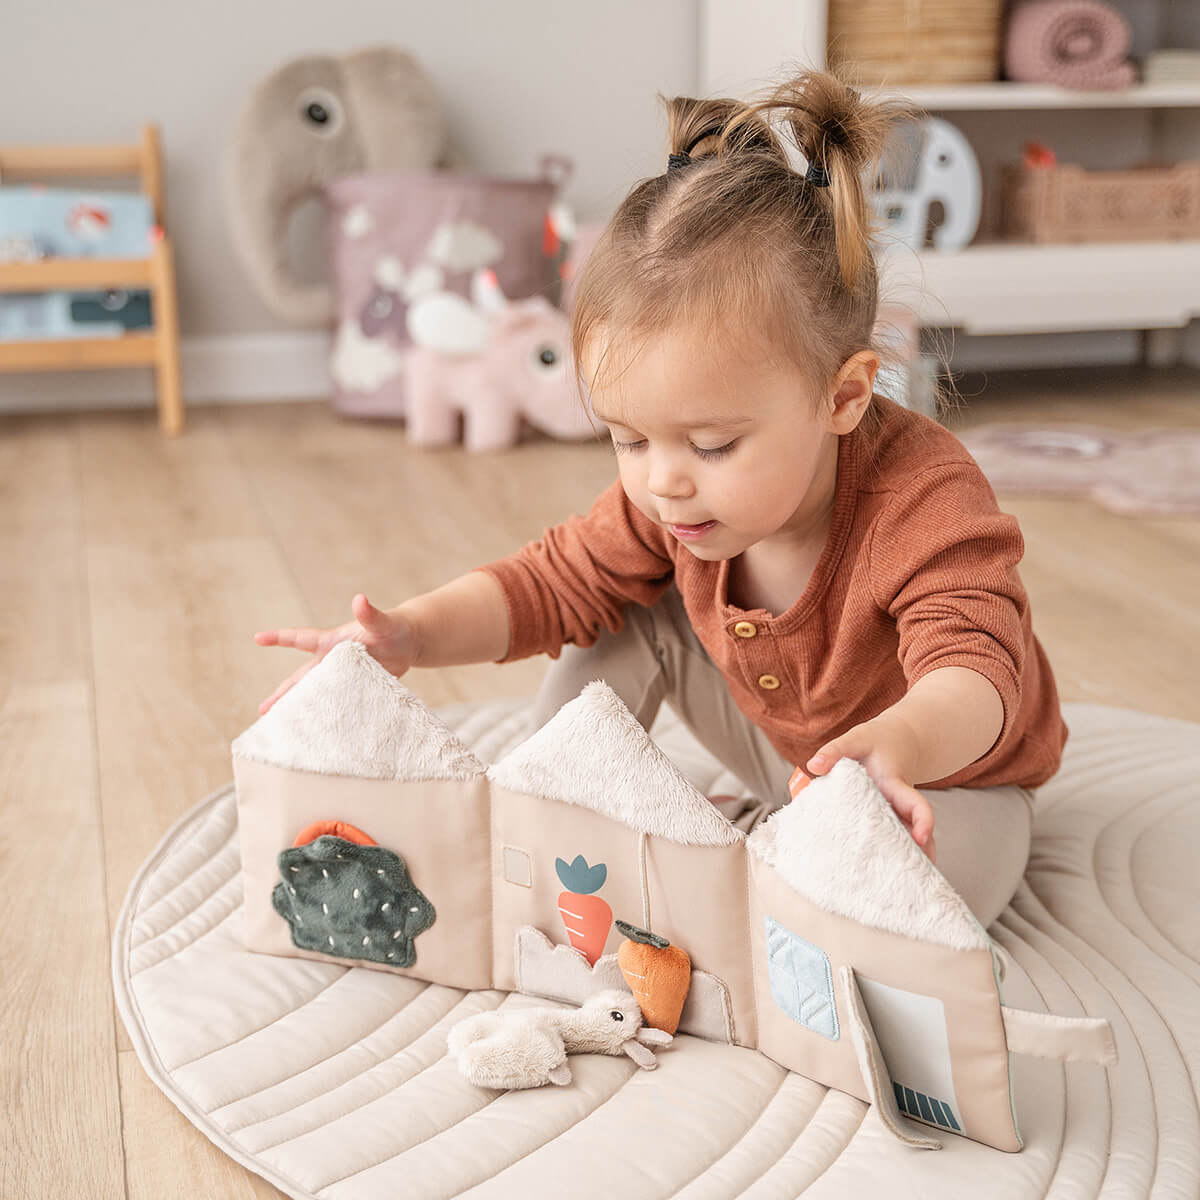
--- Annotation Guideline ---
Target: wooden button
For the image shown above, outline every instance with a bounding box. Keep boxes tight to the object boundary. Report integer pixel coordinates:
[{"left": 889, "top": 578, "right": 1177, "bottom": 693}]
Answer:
[
  {"left": 733, "top": 621, "right": 757, "bottom": 638},
  {"left": 757, "top": 673, "right": 781, "bottom": 690}
]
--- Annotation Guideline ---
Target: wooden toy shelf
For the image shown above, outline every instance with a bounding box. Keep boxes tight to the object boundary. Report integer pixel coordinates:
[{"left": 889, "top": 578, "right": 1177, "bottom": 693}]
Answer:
[{"left": 0, "top": 124, "right": 184, "bottom": 435}]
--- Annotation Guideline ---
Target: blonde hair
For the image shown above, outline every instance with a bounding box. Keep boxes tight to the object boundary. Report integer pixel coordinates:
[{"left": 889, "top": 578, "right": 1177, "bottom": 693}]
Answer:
[{"left": 571, "top": 68, "right": 914, "bottom": 433}]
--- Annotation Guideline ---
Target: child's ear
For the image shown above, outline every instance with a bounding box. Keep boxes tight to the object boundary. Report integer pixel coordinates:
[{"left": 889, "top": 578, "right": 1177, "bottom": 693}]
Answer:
[{"left": 826, "top": 350, "right": 878, "bottom": 434}]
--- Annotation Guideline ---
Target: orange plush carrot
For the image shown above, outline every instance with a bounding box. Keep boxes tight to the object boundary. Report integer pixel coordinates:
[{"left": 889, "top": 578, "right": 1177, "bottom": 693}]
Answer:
[
  {"left": 615, "top": 919, "right": 691, "bottom": 1035},
  {"left": 292, "top": 820, "right": 376, "bottom": 847},
  {"left": 787, "top": 766, "right": 812, "bottom": 798}
]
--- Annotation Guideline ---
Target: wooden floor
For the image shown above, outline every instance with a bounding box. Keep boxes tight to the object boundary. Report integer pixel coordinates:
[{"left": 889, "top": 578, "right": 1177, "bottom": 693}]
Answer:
[{"left": 4, "top": 365, "right": 1198, "bottom": 1198}]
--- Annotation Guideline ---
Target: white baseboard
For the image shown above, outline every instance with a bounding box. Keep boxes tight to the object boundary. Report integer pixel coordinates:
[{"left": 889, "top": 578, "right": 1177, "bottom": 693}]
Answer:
[
  {"left": 0, "top": 326, "right": 1193, "bottom": 417},
  {"left": 0, "top": 331, "right": 332, "bottom": 414}
]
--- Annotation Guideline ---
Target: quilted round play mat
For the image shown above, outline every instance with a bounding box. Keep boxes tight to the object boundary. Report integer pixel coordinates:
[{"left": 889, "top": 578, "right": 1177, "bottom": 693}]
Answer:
[{"left": 114, "top": 698, "right": 1200, "bottom": 1199}]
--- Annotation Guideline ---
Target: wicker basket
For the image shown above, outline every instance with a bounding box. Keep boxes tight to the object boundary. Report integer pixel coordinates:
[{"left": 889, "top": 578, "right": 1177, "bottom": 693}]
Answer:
[
  {"left": 827, "top": 0, "right": 1005, "bottom": 85},
  {"left": 1002, "top": 162, "right": 1200, "bottom": 243}
]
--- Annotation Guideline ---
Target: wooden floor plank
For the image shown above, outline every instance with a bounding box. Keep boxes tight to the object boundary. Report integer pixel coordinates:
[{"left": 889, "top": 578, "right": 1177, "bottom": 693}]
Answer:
[
  {"left": 0, "top": 417, "right": 125, "bottom": 1200},
  {"left": 76, "top": 408, "right": 310, "bottom": 1199}
]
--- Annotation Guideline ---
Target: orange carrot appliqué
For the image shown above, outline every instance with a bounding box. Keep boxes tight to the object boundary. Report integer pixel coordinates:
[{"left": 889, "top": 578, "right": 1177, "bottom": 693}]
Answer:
[
  {"left": 555, "top": 854, "right": 613, "bottom": 965},
  {"left": 615, "top": 919, "right": 692, "bottom": 1035}
]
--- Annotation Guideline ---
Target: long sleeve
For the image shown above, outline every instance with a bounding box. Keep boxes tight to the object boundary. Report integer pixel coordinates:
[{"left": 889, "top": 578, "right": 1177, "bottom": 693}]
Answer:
[
  {"left": 867, "top": 461, "right": 1029, "bottom": 755},
  {"left": 476, "top": 480, "right": 676, "bottom": 662}
]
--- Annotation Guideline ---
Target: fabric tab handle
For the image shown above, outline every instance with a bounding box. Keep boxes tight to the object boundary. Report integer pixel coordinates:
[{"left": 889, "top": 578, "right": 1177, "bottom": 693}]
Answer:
[{"left": 1001, "top": 1006, "right": 1118, "bottom": 1066}]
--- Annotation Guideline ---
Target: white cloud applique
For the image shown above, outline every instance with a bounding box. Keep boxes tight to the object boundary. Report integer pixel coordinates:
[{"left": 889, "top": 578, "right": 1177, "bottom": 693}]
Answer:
[
  {"left": 427, "top": 221, "right": 503, "bottom": 273},
  {"left": 329, "top": 318, "right": 405, "bottom": 393},
  {"left": 342, "top": 203, "right": 374, "bottom": 239}
]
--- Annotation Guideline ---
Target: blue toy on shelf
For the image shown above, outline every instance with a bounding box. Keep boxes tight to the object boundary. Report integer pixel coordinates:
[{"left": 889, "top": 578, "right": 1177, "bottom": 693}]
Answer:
[{"left": 0, "top": 186, "right": 155, "bottom": 340}]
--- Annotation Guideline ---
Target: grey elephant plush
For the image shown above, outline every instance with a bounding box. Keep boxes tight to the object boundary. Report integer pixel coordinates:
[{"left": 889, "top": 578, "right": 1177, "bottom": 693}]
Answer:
[{"left": 229, "top": 46, "right": 461, "bottom": 325}]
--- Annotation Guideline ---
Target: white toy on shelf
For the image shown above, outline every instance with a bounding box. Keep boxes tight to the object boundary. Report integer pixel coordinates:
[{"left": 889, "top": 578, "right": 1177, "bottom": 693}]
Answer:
[{"left": 871, "top": 117, "right": 982, "bottom": 252}]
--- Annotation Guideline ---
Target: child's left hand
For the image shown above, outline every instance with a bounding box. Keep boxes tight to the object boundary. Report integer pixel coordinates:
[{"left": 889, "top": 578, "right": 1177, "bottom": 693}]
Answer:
[{"left": 805, "top": 716, "right": 936, "bottom": 862}]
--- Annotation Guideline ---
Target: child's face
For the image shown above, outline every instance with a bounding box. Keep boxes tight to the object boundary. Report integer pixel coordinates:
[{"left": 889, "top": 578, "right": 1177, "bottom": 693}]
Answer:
[{"left": 585, "top": 323, "right": 854, "bottom": 562}]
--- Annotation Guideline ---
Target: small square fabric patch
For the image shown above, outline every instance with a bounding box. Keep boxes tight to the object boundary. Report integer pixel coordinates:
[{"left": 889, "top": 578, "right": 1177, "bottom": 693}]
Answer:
[
  {"left": 764, "top": 915, "right": 839, "bottom": 1040},
  {"left": 502, "top": 846, "right": 532, "bottom": 888}
]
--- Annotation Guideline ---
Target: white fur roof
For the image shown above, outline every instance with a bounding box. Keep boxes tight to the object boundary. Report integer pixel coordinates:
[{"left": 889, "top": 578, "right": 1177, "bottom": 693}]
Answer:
[
  {"left": 747, "top": 758, "right": 989, "bottom": 952},
  {"left": 488, "top": 681, "right": 744, "bottom": 847},
  {"left": 232, "top": 641, "right": 486, "bottom": 781}
]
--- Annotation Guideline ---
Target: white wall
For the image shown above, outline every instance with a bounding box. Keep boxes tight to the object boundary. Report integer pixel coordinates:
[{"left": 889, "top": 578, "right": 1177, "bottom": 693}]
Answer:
[{"left": 2, "top": 0, "right": 697, "bottom": 339}]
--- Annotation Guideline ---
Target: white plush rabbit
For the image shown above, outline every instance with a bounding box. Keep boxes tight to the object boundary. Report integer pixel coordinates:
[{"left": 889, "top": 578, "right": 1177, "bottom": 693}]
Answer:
[{"left": 446, "top": 989, "right": 673, "bottom": 1089}]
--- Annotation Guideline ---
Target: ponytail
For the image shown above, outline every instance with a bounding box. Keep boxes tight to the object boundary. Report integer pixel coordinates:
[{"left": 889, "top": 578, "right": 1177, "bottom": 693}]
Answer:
[
  {"left": 664, "top": 95, "right": 780, "bottom": 164},
  {"left": 668, "top": 71, "right": 911, "bottom": 291},
  {"left": 766, "top": 72, "right": 910, "bottom": 290}
]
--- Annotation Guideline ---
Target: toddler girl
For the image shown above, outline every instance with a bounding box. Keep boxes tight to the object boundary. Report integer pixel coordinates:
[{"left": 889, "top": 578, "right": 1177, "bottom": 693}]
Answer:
[{"left": 257, "top": 70, "right": 1068, "bottom": 928}]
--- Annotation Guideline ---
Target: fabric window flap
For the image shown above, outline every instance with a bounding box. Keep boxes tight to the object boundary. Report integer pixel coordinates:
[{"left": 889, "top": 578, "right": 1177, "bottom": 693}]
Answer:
[{"left": 840, "top": 965, "right": 942, "bottom": 1150}]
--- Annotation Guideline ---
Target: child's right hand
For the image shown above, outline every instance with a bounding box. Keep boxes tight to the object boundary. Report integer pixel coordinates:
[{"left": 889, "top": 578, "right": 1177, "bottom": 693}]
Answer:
[{"left": 254, "top": 594, "right": 415, "bottom": 715}]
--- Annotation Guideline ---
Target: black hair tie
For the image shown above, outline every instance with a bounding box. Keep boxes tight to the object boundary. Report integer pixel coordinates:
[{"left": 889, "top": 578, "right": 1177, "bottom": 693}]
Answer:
[
  {"left": 805, "top": 160, "right": 831, "bottom": 188},
  {"left": 667, "top": 129, "right": 721, "bottom": 173}
]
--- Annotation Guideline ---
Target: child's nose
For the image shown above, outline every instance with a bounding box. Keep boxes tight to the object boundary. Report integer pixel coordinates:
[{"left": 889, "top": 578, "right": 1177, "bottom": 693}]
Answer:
[{"left": 647, "top": 456, "right": 694, "bottom": 500}]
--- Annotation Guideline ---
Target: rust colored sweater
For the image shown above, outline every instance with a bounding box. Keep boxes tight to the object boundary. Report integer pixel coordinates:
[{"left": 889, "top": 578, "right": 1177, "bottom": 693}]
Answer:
[{"left": 479, "top": 396, "right": 1068, "bottom": 790}]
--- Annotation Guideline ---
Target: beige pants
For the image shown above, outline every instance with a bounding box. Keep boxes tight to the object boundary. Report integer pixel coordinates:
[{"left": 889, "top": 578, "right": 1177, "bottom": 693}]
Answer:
[{"left": 532, "top": 588, "right": 1033, "bottom": 928}]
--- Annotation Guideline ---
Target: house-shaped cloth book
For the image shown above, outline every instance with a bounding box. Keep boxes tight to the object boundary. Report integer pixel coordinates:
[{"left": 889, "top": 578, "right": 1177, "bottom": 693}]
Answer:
[{"left": 232, "top": 642, "right": 1116, "bottom": 1152}]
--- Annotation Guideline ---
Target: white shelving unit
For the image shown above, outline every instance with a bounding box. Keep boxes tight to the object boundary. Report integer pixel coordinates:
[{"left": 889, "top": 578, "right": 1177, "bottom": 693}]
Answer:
[
  {"left": 893, "top": 81, "right": 1200, "bottom": 111},
  {"left": 701, "top": 0, "right": 1200, "bottom": 360},
  {"left": 884, "top": 239, "right": 1200, "bottom": 334},
  {"left": 879, "top": 82, "right": 1200, "bottom": 342}
]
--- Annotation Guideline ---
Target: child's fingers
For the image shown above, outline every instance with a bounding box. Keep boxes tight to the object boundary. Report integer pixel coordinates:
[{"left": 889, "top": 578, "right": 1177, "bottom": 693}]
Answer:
[
  {"left": 884, "top": 780, "right": 935, "bottom": 846},
  {"left": 352, "top": 593, "right": 391, "bottom": 632},
  {"left": 259, "top": 676, "right": 292, "bottom": 714},
  {"left": 258, "top": 658, "right": 319, "bottom": 714},
  {"left": 911, "top": 793, "right": 935, "bottom": 846},
  {"left": 256, "top": 626, "right": 322, "bottom": 652},
  {"left": 806, "top": 730, "right": 869, "bottom": 775}
]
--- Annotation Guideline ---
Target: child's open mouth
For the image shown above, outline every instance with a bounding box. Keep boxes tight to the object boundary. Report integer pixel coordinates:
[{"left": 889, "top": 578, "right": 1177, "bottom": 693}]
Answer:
[{"left": 668, "top": 520, "right": 718, "bottom": 541}]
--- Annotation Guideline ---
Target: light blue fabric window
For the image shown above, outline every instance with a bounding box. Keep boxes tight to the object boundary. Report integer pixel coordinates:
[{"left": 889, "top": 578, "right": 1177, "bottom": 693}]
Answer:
[{"left": 764, "top": 915, "right": 839, "bottom": 1040}]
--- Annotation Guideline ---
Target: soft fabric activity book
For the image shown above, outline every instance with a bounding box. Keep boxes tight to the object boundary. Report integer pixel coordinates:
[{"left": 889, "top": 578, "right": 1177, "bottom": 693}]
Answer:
[{"left": 232, "top": 642, "right": 1116, "bottom": 1152}]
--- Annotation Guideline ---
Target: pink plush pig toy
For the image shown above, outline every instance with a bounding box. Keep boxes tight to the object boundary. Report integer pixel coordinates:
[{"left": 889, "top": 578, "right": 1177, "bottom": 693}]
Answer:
[{"left": 402, "top": 268, "right": 595, "bottom": 453}]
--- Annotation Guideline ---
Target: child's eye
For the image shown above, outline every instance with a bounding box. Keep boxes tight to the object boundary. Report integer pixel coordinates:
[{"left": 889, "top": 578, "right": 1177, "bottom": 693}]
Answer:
[
  {"left": 690, "top": 439, "right": 738, "bottom": 461},
  {"left": 610, "top": 437, "right": 647, "bottom": 455}
]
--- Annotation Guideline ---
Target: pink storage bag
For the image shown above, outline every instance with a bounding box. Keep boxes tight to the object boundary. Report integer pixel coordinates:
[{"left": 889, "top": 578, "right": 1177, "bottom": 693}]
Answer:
[{"left": 325, "top": 156, "right": 576, "bottom": 430}]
